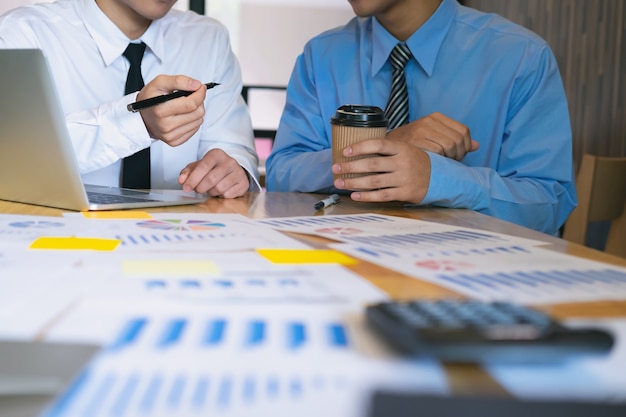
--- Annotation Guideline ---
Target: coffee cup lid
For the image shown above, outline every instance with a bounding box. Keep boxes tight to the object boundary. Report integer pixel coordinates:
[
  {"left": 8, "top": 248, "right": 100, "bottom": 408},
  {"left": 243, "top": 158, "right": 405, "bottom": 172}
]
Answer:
[{"left": 330, "top": 105, "right": 388, "bottom": 127}]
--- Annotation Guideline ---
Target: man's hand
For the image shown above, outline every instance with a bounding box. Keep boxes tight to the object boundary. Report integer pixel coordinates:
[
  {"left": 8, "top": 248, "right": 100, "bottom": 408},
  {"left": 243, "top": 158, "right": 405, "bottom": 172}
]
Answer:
[
  {"left": 332, "top": 139, "right": 431, "bottom": 204},
  {"left": 387, "top": 112, "right": 479, "bottom": 161},
  {"left": 138, "top": 75, "right": 206, "bottom": 146},
  {"left": 178, "top": 149, "right": 250, "bottom": 198}
]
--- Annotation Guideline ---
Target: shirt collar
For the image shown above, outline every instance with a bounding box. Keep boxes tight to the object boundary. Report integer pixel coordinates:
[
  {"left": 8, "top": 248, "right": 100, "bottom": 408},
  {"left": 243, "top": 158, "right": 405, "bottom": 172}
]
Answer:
[
  {"left": 81, "top": 0, "right": 166, "bottom": 67},
  {"left": 371, "top": 0, "right": 457, "bottom": 77}
]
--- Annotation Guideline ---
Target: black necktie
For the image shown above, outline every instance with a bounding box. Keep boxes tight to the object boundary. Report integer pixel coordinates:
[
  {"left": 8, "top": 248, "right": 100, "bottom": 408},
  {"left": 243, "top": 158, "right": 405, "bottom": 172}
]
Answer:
[
  {"left": 121, "top": 42, "right": 150, "bottom": 189},
  {"left": 384, "top": 43, "right": 412, "bottom": 131}
]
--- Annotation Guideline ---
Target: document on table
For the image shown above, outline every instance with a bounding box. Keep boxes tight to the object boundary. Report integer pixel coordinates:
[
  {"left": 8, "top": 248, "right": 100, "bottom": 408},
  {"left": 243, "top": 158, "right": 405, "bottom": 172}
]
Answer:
[
  {"left": 332, "top": 242, "right": 626, "bottom": 305},
  {"left": 64, "top": 212, "right": 311, "bottom": 251},
  {"left": 253, "top": 213, "right": 544, "bottom": 249},
  {"left": 0, "top": 213, "right": 384, "bottom": 341},
  {"left": 41, "top": 304, "right": 449, "bottom": 417},
  {"left": 60, "top": 252, "right": 387, "bottom": 307},
  {"left": 0, "top": 247, "right": 92, "bottom": 339}
]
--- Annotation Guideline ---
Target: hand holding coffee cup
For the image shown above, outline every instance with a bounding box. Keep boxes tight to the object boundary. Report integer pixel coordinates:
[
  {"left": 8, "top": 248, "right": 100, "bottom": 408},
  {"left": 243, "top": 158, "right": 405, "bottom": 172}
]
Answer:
[{"left": 331, "top": 105, "right": 388, "bottom": 181}]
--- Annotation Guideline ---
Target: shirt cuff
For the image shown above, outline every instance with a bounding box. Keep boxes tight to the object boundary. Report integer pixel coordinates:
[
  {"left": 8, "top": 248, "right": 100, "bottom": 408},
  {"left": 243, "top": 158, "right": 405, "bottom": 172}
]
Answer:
[
  {"left": 113, "top": 94, "right": 152, "bottom": 155},
  {"left": 421, "top": 152, "right": 486, "bottom": 209}
]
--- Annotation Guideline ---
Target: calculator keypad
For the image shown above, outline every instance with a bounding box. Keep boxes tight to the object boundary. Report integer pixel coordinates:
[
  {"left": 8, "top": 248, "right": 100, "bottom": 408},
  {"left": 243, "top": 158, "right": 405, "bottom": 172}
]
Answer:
[{"left": 366, "top": 299, "right": 614, "bottom": 363}]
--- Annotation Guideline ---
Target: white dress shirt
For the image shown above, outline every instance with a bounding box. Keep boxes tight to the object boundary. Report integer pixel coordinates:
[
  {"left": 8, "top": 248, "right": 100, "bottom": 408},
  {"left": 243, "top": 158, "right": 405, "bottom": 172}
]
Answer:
[{"left": 0, "top": 0, "right": 260, "bottom": 190}]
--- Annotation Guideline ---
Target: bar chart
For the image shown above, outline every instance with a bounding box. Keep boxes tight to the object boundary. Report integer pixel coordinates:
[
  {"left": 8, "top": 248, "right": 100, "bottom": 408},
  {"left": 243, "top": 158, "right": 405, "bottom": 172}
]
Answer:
[{"left": 44, "top": 310, "right": 448, "bottom": 417}]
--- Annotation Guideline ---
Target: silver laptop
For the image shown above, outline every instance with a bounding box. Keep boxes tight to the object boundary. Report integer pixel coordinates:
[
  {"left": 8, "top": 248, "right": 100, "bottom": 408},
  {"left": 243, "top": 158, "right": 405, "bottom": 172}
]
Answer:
[{"left": 0, "top": 49, "right": 208, "bottom": 211}]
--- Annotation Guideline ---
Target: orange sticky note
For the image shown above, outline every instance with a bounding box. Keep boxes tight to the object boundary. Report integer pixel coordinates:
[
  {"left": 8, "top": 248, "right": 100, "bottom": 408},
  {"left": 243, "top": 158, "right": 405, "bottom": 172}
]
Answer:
[
  {"left": 81, "top": 211, "right": 153, "bottom": 219},
  {"left": 256, "top": 249, "right": 357, "bottom": 265},
  {"left": 30, "top": 236, "right": 121, "bottom": 251}
]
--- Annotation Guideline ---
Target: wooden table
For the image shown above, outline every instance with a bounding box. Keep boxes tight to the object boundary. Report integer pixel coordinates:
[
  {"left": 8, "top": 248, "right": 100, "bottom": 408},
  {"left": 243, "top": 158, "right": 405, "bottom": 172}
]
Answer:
[{"left": 2, "top": 192, "right": 625, "bottom": 397}]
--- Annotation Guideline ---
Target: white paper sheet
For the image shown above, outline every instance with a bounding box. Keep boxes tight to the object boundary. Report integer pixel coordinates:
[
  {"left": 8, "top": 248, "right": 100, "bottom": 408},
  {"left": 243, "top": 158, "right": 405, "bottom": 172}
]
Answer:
[
  {"left": 42, "top": 304, "right": 449, "bottom": 417},
  {"left": 253, "top": 213, "right": 544, "bottom": 249},
  {"left": 63, "top": 213, "right": 311, "bottom": 251},
  {"left": 332, "top": 242, "right": 626, "bottom": 304}
]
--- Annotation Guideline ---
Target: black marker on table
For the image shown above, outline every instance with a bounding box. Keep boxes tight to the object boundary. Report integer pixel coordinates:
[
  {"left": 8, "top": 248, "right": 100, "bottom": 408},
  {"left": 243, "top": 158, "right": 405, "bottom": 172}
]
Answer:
[
  {"left": 127, "top": 82, "right": 220, "bottom": 112},
  {"left": 314, "top": 194, "right": 340, "bottom": 211}
]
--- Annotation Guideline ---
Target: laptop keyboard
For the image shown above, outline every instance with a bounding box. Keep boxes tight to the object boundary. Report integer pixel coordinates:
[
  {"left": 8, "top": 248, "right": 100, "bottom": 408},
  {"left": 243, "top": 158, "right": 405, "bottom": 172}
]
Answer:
[{"left": 86, "top": 191, "right": 161, "bottom": 204}]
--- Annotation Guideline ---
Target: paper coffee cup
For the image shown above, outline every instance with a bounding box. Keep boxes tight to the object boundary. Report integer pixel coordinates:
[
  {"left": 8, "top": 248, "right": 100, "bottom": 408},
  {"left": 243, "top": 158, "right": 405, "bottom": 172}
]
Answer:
[{"left": 331, "top": 105, "right": 387, "bottom": 180}]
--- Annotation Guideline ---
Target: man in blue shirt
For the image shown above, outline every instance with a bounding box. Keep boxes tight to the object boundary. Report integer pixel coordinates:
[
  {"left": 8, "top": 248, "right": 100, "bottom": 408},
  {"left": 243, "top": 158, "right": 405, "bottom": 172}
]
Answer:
[{"left": 266, "top": 0, "right": 577, "bottom": 235}]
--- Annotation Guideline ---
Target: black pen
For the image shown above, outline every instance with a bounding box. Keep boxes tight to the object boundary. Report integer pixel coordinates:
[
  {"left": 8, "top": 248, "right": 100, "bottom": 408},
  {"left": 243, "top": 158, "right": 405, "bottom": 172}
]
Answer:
[
  {"left": 127, "top": 82, "right": 220, "bottom": 112},
  {"left": 314, "top": 194, "right": 340, "bottom": 211}
]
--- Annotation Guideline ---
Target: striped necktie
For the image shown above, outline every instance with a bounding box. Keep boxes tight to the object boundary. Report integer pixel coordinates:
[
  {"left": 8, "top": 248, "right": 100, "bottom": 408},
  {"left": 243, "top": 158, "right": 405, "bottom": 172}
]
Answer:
[
  {"left": 384, "top": 43, "right": 412, "bottom": 131},
  {"left": 121, "top": 42, "right": 150, "bottom": 189}
]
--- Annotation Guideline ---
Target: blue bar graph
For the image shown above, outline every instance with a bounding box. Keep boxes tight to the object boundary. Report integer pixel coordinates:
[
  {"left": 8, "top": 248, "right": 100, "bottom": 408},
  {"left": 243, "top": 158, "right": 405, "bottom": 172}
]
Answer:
[
  {"left": 290, "top": 377, "right": 303, "bottom": 398},
  {"left": 45, "top": 369, "right": 355, "bottom": 417},
  {"left": 245, "top": 321, "right": 266, "bottom": 346},
  {"left": 191, "top": 377, "right": 210, "bottom": 410},
  {"left": 108, "top": 316, "right": 362, "bottom": 353},
  {"left": 266, "top": 376, "right": 279, "bottom": 398},
  {"left": 438, "top": 268, "right": 626, "bottom": 298},
  {"left": 347, "top": 229, "right": 505, "bottom": 249},
  {"left": 213, "top": 279, "right": 234, "bottom": 288},
  {"left": 327, "top": 324, "right": 349, "bottom": 347},
  {"left": 204, "top": 319, "right": 227, "bottom": 346},
  {"left": 109, "top": 318, "right": 147, "bottom": 351},
  {"left": 157, "top": 319, "right": 187, "bottom": 349},
  {"left": 258, "top": 214, "right": 394, "bottom": 228},
  {"left": 82, "top": 373, "right": 116, "bottom": 416},
  {"left": 139, "top": 375, "right": 163, "bottom": 414},
  {"left": 217, "top": 377, "right": 233, "bottom": 409},
  {"left": 288, "top": 322, "right": 306, "bottom": 350},
  {"left": 146, "top": 280, "right": 166, "bottom": 289},
  {"left": 109, "top": 374, "right": 139, "bottom": 416},
  {"left": 279, "top": 278, "right": 299, "bottom": 287},
  {"left": 167, "top": 375, "right": 186, "bottom": 409},
  {"left": 243, "top": 376, "right": 256, "bottom": 403}
]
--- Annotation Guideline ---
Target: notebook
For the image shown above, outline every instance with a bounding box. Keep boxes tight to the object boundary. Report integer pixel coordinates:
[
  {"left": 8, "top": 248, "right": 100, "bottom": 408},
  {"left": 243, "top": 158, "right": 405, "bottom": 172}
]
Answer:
[
  {"left": 0, "top": 49, "right": 208, "bottom": 211},
  {"left": 0, "top": 340, "right": 99, "bottom": 417}
]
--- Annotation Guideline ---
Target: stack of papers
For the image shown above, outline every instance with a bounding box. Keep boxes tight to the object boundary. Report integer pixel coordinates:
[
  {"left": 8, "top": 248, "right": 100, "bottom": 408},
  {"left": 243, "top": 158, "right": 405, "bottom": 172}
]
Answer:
[{"left": 0, "top": 211, "right": 625, "bottom": 415}]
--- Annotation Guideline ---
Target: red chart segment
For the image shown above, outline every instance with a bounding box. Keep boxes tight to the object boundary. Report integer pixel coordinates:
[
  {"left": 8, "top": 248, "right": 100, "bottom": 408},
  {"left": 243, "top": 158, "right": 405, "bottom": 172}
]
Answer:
[
  {"left": 415, "top": 260, "right": 476, "bottom": 272},
  {"left": 313, "top": 227, "right": 364, "bottom": 236}
]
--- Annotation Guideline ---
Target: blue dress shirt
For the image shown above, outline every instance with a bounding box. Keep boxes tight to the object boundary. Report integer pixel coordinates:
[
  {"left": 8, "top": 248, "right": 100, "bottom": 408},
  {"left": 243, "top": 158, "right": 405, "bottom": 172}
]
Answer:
[{"left": 266, "top": 0, "right": 577, "bottom": 235}]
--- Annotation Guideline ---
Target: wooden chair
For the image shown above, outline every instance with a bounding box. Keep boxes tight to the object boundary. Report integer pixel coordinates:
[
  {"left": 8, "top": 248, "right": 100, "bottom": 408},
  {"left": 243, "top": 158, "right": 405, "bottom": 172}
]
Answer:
[{"left": 562, "top": 154, "right": 626, "bottom": 258}]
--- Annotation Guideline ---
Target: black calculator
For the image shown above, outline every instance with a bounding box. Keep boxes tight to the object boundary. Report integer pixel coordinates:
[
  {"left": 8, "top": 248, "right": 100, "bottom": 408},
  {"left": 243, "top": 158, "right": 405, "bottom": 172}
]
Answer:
[{"left": 365, "top": 299, "right": 614, "bottom": 363}]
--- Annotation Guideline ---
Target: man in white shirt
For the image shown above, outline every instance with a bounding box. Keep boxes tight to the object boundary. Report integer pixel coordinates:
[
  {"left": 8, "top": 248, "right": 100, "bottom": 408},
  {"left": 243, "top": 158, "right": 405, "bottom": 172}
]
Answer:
[{"left": 0, "top": 0, "right": 260, "bottom": 197}]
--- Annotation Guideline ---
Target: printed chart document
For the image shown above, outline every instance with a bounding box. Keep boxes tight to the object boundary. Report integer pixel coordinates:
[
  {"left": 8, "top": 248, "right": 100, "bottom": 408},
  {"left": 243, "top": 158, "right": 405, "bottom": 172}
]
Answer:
[
  {"left": 41, "top": 304, "right": 449, "bottom": 417},
  {"left": 333, "top": 243, "right": 626, "bottom": 305},
  {"left": 251, "top": 213, "right": 626, "bottom": 305},
  {"left": 253, "top": 213, "right": 544, "bottom": 249},
  {"left": 64, "top": 212, "right": 311, "bottom": 251}
]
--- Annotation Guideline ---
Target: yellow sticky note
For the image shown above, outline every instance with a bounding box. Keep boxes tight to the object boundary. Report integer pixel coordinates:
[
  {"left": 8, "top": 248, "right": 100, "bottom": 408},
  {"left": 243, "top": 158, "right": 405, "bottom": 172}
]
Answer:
[
  {"left": 81, "top": 211, "right": 153, "bottom": 219},
  {"left": 257, "top": 249, "right": 357, "bottom": 265},
  {"left": 30, "top": 237, "right": 121, "bottom": 251},
  {"left": 122, "top": 260, "right": 220, "bottom": 278}
]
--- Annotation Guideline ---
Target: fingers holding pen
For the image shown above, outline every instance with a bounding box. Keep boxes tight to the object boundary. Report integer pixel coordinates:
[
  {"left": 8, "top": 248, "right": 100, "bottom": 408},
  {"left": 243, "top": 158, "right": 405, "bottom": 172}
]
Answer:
[
  {"left": 136, "top": 75, "right": 203, "bottom": 102},
  {"left": 138, "top": 75, "right": 207, "bottom": 146}
]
